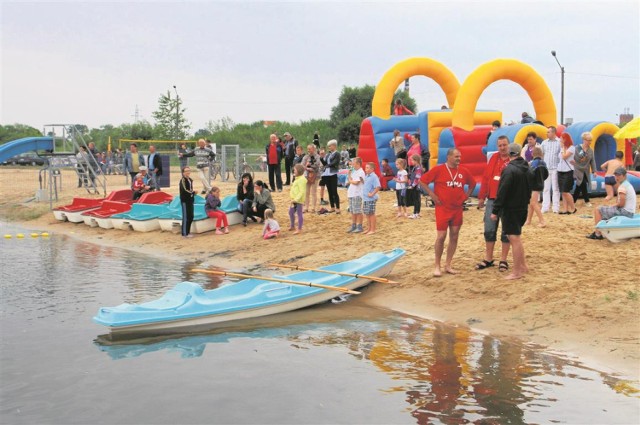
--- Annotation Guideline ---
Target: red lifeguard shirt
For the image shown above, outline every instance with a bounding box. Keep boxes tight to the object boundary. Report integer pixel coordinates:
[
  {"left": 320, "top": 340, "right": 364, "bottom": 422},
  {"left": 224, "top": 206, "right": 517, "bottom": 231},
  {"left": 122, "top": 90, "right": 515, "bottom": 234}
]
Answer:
[
  {"left": 421, "top": 163, "right": 475, "bottom": 209},
  {"left": 477, "top": 153, "right": 510, "bottom": 200}
]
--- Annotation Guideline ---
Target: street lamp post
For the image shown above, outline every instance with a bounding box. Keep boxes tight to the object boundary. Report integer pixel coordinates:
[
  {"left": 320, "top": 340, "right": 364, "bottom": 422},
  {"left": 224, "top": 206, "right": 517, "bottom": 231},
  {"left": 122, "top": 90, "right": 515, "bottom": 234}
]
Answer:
[
  {"left": 173, "top": 85, "right": 180, "bottom": 141},
  {"left": 550, "top": 50, "right": 565, "bottom": 126}
]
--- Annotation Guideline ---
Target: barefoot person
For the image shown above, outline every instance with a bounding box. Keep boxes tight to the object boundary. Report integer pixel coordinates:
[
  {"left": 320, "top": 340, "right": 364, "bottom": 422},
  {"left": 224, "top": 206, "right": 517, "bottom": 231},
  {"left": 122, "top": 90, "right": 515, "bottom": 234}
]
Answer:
[
  {"left": 491, "top": 143, "right": 532, "bottom": 280},
  {"left": 420, "top": 148, "right": 476, "bottom": 277}
]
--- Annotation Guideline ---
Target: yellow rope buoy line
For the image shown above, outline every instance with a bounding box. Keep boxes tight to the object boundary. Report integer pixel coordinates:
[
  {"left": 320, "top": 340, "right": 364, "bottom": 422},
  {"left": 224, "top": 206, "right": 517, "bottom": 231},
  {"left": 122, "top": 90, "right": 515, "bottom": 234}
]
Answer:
[{"left": 3, "top": 232, "right": 50, "bottom": 239}]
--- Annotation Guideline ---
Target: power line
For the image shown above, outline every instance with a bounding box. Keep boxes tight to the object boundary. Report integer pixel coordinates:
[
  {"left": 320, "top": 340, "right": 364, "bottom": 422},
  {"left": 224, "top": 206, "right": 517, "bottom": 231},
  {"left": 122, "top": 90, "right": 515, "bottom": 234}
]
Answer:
[
  {"left": 564, "top": 71, "right": 639, "bottom": 79},
  {"left": 183, "top": 98, "right": 336, "bottom": 105}
]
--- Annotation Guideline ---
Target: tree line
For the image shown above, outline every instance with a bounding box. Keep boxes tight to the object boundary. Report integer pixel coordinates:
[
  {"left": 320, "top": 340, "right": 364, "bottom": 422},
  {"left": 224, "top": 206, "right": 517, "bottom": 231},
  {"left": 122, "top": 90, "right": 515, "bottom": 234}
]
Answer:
[{"left": 1, "top": 86, "right": 417, "bottom": 152}]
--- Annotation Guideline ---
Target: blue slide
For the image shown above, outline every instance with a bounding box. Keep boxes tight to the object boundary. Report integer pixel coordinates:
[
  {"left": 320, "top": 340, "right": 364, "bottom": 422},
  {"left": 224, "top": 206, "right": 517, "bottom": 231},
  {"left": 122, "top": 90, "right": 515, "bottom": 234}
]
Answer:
[{"left": 0, "top": 137, "right": 54, "bottom": 163}]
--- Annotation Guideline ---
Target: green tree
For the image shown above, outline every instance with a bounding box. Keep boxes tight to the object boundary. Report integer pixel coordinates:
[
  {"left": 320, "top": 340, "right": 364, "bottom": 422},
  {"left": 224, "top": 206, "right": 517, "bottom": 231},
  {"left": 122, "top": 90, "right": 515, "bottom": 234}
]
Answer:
[
  {"left": 193, "top": 128, "right": 212, "bottom": 139},
  {"left": 129, "top": 120, "right": 154, "bottom": 140},
  {"left": 329, "top": 85, "right": 418, "bottom": 146},
  {"left": 336, "top": 112, "right": 364, "bottom": 144},
  {"left": 152, "top": 90, "right": 191, "bottom": 140},
  {"left": 329, "top": 85, "right": 376, "bottom": 127},
  {"left": 0, "top": 124, "right": 42, "bottom": 144}
]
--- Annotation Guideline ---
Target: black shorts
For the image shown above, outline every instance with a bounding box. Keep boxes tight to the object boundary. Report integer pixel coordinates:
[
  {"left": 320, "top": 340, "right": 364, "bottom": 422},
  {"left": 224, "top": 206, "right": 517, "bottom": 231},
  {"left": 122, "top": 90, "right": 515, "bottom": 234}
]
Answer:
[
  {"left": 557, "top": 170, "right": 575, "bottom": 192},
  {"left": 319, "top": 175, "right": 327, "bottom": 187},
  {"left": 501, "top": 209, "right": 527, "bottom": 236}
]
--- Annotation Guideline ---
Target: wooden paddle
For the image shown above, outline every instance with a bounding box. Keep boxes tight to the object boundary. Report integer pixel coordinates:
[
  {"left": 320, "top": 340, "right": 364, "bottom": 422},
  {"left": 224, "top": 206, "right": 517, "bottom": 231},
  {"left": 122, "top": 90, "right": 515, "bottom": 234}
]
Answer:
[
  {"left": 191, "top": 269, "right": 361, "bottom": 295},
  {"left": 267, "top": 263, "right": 398, "bottom": 284}
]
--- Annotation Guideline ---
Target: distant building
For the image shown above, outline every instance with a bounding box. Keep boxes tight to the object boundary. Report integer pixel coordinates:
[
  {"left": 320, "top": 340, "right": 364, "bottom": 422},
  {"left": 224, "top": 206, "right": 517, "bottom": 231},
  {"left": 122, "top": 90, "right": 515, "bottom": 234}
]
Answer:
[{"left": 619, "top": 108, "right": 633, "bottom": 126}]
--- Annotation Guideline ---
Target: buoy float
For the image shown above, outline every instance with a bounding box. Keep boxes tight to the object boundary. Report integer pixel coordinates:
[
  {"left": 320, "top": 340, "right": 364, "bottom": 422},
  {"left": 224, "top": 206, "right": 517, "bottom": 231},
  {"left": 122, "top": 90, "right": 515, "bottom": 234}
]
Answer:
[
  {"left": 4, "top": 234, "right": 11, "bottom": 239},
  {"left": 16, "top": 233, "right": 24, "bottom": 238},
  {"left": 31, "top": 233, "right": 39, "bottom": 238},
  {"left": 41, "top": 232, "right": 49, "bottom": 237}
]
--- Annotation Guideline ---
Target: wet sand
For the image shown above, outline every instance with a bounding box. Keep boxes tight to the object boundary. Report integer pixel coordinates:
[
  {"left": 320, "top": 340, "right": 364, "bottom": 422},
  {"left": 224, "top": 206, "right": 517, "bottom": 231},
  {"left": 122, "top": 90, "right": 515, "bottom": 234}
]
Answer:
[{"left": 1, "top": 167, "right": 638, "bottom": 380}]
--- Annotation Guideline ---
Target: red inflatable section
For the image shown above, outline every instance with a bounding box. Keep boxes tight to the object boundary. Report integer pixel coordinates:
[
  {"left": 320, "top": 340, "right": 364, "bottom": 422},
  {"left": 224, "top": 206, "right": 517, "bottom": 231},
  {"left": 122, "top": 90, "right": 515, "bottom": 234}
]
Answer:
[
  {"left": 357, "top": 118, "right": 381, "bottom": 174},
  {"left": 452, "top": 125, "right": 491, "bottom": 182}
]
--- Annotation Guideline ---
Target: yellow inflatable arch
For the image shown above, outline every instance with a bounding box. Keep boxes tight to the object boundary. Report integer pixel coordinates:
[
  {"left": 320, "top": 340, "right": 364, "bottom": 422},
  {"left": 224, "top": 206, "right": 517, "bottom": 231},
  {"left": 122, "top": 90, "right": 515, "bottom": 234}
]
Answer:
[
  {"left": 451, "top": 59, "right": 558, "bottom": 131},
  {"left": 371, "top": 58, "right": 460, "bottom": 119}
]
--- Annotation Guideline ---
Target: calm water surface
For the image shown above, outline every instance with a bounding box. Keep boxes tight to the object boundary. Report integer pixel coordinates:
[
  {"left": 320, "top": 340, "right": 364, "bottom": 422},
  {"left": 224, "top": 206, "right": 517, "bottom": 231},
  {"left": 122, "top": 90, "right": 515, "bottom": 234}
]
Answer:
[{"left": 1, "top": 223, "right": 638, "bottom": 424}]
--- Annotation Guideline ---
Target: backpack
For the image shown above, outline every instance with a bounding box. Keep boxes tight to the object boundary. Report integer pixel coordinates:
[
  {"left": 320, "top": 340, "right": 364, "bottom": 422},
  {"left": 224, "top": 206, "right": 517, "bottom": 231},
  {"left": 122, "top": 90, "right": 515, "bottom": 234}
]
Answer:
[{"left": 529, "top": 159, "right": 549, "bottom": 190}]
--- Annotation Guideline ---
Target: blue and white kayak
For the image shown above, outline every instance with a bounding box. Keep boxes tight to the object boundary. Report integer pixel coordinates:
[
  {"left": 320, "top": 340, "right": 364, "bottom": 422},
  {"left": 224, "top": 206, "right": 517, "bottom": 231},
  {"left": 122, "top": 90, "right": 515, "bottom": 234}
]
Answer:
[
  {"left": 596, "top": 213, "right": 640, "bottom": 243},
  {"left": 93, "top": 249, "right": 405, "bottom": 335}
]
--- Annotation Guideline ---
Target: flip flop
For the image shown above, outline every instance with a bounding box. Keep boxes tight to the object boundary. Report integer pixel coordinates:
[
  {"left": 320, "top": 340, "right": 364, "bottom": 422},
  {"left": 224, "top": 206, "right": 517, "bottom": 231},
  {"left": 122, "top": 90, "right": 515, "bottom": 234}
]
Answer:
[
  {"left": 475, "top": 259, "right": 495, "bottom": 270},
  {"left": 499, "top": 261, "right": 509, "bottom": 272}
]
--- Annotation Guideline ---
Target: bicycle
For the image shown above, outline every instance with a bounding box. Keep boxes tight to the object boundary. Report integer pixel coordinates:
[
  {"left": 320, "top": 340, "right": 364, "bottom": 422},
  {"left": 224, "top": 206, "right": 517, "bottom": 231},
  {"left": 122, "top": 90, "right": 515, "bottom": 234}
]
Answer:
[
  {"left": 209, "top": 160, "right": 223, "bottom": 181},
  {"left": 228, "top": 153, "right": 254, "bottom": 181}
]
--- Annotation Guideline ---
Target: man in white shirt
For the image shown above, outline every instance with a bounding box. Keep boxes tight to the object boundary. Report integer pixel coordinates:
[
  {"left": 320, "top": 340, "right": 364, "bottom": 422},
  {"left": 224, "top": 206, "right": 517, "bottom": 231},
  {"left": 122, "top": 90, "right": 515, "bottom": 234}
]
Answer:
[
  {"left": 587, "top": 167, "right": 637, "bottom": 239},
  {"left": 540, "top": 126, "right": 562, "bottom": 213}
]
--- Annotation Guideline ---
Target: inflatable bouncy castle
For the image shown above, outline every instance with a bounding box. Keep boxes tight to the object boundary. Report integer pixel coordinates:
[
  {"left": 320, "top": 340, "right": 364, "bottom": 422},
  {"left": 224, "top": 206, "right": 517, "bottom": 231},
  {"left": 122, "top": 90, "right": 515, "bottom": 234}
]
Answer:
[{"left": 358, "top": 57, "right": 639, "bottom": 195}]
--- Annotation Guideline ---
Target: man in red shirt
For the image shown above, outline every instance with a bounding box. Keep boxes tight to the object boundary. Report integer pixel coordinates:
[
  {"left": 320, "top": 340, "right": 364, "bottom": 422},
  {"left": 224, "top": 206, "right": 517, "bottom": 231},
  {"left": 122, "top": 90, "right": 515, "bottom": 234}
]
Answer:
[
  {"left": 420, "top": 148, "right": 476, "bottom": 277},
  {"left": 265, "top": 134, "right": 283, "bottom": 192},
  {"left": 476, "top": 135, "right": 512, "bottom": 272}
]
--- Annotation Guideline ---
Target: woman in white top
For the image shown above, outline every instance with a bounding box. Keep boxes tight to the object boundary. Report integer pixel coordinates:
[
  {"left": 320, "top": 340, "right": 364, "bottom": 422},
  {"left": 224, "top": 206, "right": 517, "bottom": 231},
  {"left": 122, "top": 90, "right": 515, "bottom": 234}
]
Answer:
[{"left": 557, "top": 132, "right": 576, "bottom": 214}]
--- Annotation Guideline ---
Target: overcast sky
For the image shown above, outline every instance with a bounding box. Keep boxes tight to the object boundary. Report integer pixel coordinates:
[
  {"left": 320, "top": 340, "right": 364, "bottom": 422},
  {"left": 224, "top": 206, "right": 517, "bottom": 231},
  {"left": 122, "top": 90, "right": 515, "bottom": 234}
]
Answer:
[{"left": 1, "top": 0, "right": 638, "bottom": 133}]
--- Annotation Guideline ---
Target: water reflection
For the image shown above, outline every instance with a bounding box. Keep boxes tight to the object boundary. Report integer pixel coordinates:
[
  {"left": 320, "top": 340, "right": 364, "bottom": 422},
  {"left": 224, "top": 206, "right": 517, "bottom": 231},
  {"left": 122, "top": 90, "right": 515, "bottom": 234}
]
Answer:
[
  {"left": 95, "top": 312, "right": 639, "bottom": 424},
  {"left": 2, "top": 223, "right": 638, "bottom": 424}
]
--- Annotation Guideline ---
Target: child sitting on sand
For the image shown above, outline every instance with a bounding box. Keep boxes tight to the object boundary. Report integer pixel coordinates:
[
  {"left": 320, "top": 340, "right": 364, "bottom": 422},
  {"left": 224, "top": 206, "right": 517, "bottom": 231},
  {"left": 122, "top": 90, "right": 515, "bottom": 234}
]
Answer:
[
  {"left": 262, "top": 209, "right": 280, "bottom": 239},
  {"left": 289, "top": 164, "right": 307, "bottom": 234},
  {"left": 205, "top": 186, "right": 229, "bottom": 235}
]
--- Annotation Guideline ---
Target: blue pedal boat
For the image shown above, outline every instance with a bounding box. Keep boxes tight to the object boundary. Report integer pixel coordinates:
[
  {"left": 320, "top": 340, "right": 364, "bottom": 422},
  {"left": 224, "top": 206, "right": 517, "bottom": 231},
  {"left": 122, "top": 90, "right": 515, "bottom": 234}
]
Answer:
[
  {"left": 111, "top": 197, "right": 179, "bottom": 232},
  {"left": 158, "top": 194, "right": 242, "bottom": 234},
  {"left": 93, "top": 249, "right": 405, "bottom": 335},
  {"left": 596, "top": 213, "right": 640, "bottom": 243}
]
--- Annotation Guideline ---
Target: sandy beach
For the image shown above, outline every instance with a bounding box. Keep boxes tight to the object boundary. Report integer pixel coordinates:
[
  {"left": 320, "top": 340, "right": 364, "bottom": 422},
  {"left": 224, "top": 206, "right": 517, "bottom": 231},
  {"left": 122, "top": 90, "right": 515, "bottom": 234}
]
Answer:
[{"left": 1, "top": 167, "right": 638, "bottom": 380}]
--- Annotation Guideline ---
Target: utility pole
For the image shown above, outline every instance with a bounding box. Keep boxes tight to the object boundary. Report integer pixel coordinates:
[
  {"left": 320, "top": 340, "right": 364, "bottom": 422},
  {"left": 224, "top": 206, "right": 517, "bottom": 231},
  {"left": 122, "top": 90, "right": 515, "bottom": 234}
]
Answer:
[
  {"left": 173, "top": 85, "right": 180, "bottom": 141},
  {"left": 551, "top": 51, "right": 565, "bottom": 126}
]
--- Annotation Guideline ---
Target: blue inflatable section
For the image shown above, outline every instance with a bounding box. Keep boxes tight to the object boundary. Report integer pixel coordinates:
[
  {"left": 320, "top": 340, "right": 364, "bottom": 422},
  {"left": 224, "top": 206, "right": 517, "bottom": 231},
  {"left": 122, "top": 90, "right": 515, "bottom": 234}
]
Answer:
[
  {"left": 438, "top": 128, "right": 455, "bottom": 163},
  {"left": 563, "top": 121, "right": 617, "bottom": 169},
  {"left": 367, "top": 114, "right": 424, "bottom": 167},
  {"left": 487, "top": 124, "right": 544, "bottom": 150},
  {"left": 0, "top": 137, "right": 53, "bottom": 162}
]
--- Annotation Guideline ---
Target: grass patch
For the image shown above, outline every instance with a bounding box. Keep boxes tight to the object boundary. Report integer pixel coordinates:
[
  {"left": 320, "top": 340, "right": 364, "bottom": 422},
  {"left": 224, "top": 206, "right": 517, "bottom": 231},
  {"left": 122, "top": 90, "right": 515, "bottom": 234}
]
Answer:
[
  {"left": 627, "top": 291, "right": 638, "bottom": 301},
  {"left": 0, "top": 203, "right": 51, "bottom": 222}
]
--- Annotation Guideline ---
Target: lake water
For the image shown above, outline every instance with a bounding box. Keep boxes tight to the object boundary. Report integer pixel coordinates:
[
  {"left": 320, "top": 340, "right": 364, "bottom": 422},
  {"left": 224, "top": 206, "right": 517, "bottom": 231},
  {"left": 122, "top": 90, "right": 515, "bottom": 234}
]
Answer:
[{"left": 1, "top": 223, "right": 638, "bottom": 424}]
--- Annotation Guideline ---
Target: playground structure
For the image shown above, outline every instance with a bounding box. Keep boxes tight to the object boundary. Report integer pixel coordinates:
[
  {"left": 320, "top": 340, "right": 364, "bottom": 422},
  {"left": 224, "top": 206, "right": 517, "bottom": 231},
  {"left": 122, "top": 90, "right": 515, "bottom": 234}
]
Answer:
[
  {"left": 358, "top": 57, "right": 639, "bottom": 194},
  {"left": 0, "top": 125, "right": 107, "bottom": 207},
  {"left": 0, "top": 128, "right": 246, "bottom": 209}
]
